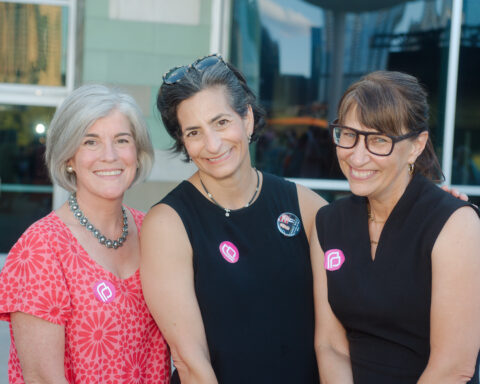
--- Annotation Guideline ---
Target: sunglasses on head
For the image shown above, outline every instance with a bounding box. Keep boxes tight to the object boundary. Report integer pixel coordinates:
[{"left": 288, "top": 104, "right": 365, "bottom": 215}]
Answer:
[{"left": 162, "top": 54, "right": 225, "bottom": 85}]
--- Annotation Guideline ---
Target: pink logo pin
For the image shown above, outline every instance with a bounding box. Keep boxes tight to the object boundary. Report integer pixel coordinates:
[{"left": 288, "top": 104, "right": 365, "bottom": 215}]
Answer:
[
  {"left": 93, "top": 280, "right": 116, "bottom": 303},
  {"left": 219, "top": 241, "right": 239, "bottom": 263},
  {"left": 324, "top": 249, "right": 345, "bottom": 271}
]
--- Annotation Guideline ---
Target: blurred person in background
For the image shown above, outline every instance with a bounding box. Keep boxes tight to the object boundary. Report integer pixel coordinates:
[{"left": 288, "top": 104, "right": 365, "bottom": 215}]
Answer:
[
  {"left": 312, "top": 71, "right": 480, "bottom": 384},
  {"left": 0, "top": 84, "right": 171, "bottom": 383}
]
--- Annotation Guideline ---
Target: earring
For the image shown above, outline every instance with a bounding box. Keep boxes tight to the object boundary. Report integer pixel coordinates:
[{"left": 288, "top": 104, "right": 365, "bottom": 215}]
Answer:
[
  {"left": 248, "top": 134, "right": 252, "bottom": 144},
  {"left": 66, "top": 165, "right": 74, "bottom": 174},
  {"left": 408, "top": 163, "right": 415, "bottom": 175}
]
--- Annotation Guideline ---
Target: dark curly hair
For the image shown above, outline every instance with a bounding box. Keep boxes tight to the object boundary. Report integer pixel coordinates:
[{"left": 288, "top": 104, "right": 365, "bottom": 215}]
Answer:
[
  {"left": 336, "top": 70, "right": 443, "bottom": 182},
  {"left": 156, "top": 58, "right": 266, "bottom": 161}
]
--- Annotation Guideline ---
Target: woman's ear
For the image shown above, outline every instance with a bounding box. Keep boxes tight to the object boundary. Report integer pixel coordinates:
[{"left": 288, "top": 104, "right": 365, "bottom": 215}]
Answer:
[
  {"left": 408, "top": 131, "right": 429, "bottom": 164},
  {"left": 244, "top": 105, "right": 254, "bottom": 137}
]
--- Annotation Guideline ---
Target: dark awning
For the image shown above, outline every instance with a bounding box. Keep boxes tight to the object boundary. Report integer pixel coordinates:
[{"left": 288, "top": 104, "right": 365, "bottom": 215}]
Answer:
[{"left": 303, "top": 0, "right": 407, "bottom": 13}]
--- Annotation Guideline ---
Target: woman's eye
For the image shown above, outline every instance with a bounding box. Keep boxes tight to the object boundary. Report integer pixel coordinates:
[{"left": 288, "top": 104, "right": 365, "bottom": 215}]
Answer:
[
  {"left": 217, "top": 119, "right": 229, "bottom": 127},
  {"left": 116, "top": 138, "right": 130, "bottom": 144},
  {"left": 185, "top": 130, "right": 198, "bottom": 138},
  {"left": 371, "top": 136, "right": 388, "bottom": 144},
  {"left": 342, "top": 131, "right": 356, "bottom": 138},
  {"left": 84, "top": 139, "right": 96, "bottom": 146}
]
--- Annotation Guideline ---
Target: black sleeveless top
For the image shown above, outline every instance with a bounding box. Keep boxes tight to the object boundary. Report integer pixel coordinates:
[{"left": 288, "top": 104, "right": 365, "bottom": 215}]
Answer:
[
  {"left": 160, "top": 172, "right": 319, "bottom": 384},
  {"left": 315, "top": 174, "right": 479, "bottom": 383}
]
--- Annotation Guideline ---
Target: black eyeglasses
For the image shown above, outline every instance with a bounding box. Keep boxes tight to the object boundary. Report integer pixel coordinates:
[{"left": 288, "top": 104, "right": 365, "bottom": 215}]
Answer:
[
  {"left": 162, "top": 54, "right": 225, "bottom": 85},
  {"left": 329, "top": 120, "right": 423, "bottom": 156}
]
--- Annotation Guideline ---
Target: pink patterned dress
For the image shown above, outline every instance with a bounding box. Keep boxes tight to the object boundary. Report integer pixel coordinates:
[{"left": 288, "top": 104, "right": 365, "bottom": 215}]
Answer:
[{"left": 0, "top": 208, "right": 171, "bottom": 383}]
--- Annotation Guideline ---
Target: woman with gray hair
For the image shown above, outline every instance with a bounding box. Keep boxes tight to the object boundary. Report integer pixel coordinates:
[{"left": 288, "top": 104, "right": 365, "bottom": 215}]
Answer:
[
  {"left": 0, "top": 84, "right": 171, "bottom": 383},
  {"left": 141, "top": 55, "right": 326, "bottom": 383}
]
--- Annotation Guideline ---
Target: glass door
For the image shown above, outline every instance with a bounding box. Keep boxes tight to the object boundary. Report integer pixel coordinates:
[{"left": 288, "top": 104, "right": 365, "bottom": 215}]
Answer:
[{"left": 229, "top": 0, "right": 454, "bottom": 191}]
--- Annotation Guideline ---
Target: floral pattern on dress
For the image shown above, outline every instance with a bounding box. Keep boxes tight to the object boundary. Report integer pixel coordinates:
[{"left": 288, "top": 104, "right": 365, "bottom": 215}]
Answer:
[
  {"left": 120, "top": 351, "right": 148, "bottom": 384},
  {"left": 6, "top": 232, "right": 45, "bottom": 282},
  {"left": 35, "top": 289, "right": 70, "bottom": 323},
  {"left": 78, "top": 311, "right": 119, "bottom": 360},
  {"left": 0, "top": 208, "right": 171, "bottom": 383}
]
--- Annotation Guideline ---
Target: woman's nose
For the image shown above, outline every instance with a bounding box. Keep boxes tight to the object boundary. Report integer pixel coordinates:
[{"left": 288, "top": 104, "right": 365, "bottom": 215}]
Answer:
[
  {"left": 349, "top": 136, "right": 370, "bottom": 164},
  {"left": 101, "top": 140, "right": 118, "bottom": 161},
  {"left": 204, "top": 129, "right": 222, "bottom": 153}
]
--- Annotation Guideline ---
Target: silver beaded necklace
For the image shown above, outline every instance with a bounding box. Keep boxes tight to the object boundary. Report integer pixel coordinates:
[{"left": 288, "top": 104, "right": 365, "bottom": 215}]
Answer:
[
  {"left": 199, "top": 168, "right": 260, "bottom": 217},
  {"left": 68, "top": 193, "right": 128, "bottom": 249}
]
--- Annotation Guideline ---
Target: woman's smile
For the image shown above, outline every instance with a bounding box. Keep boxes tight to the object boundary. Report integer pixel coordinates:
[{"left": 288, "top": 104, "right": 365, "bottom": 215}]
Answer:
[
  {"left": 205, "top": 148, "right": 232, "bottom": 163},
  {"left": 93, "top": 169, "right": 123, "bottom": 177},
  {"left": 349, "top": 167, "right": 377, "bottom": 180}
]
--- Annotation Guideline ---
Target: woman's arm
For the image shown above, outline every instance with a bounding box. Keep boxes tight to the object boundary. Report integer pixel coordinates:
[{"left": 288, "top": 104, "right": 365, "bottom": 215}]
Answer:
[
  {"left": 310, "top": 220, "right": 354, "bottom": 384},
  {"left": 418, "top": 206, "right": 480, "bottom": 384},
  {"left": 140, "top": 204, "right": 218, "bottom": 384},
  {"left": 297, "top": 185, "right": 353, "bottom": 382},
  {"left": 11, "top": 312, "right": 68, "bottom": 384}
]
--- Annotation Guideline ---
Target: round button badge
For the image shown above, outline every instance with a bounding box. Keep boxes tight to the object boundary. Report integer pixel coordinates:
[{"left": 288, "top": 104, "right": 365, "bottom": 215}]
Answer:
[
  {"left": 219, "top": 241, "right": 240, "bottom": 263},
  {"left": 276, "top": 212, "right": 301, "bottom": 237},
  {"left": 324, "top": 249, "right": 345, "bottom": 271},
  {"left": 93, "top": 280, "right": 116, "bottom": 303}
]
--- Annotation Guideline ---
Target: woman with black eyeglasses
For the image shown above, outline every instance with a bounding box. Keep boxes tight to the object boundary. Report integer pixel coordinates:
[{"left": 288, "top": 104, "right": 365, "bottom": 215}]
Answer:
[
  {"left": 312, "top": 71, "right": 480, "bottom": 383},
  {"left": 140, "top": 55, "right": 325, "bottom": 383}
]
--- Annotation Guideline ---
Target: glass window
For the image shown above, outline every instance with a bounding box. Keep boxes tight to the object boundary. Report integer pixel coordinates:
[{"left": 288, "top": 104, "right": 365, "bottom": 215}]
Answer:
[
  {"left": 0, "top": 2, "right": 69, "bottom": 86},
  {"left": 0, "top": 192, "right": 52, "bottom": 253},
  {"left": 0, "top": 104, "right": 54, "bottom": 253},
  {"left": 230, "top": 0, "right": 452, "bottom": 180},
  {"left": 451, "top": 0, "right": 480, "bottom": 186}
]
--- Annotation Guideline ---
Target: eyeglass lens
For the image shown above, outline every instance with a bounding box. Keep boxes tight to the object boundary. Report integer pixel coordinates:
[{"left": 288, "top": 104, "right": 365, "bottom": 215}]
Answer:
[
  {"left": 333, "top": 127, "right": 393, "bottom": 155},
  {"left": 194, "top": 55, "right": 221, "bottom": 71},
  {"left": 164, "top": 66, "right": 188, "bottom": 84}
]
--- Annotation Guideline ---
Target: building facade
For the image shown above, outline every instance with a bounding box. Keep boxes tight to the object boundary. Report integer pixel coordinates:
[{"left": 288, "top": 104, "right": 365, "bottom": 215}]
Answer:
[{"left": 0, "top": 0, "right": 479, "bottom": 256}]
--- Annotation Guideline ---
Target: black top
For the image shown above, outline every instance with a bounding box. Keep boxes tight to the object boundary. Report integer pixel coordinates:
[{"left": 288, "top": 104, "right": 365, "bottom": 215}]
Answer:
[
  {"left": 160, "top": 172, "right": 319, "bottom": 384},
  {"left": 316, "top": 174, "right": 479, "bottom": 384}
]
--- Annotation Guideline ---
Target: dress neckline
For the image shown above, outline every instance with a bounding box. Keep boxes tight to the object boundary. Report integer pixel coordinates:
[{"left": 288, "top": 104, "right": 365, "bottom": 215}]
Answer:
[
  {"left": 359, "top": 174, "right": 422, "bottom": 263},
  {"left": 51, "top": 208, "right": 141, "bottom": 282},
  {"left": 184, "top": 170, "right": 266, "bottom": 216}
]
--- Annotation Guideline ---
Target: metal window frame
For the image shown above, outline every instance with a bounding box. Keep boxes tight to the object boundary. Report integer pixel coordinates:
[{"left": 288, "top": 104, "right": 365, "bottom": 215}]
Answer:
[
  {"left": 209, "top": 0, "right": 231, "bottom": 57},
  {"left": 440, "top": 0, "right": 480, "bottom": 195},
  {"left": 213, "top": 0, "right": 480, "bottom": 196},
  {"left": 0, "top": 0, "right": 77, "bottom": 105},
  {"left": 0, "top": 0, "right": 77, "bottom": 213}
]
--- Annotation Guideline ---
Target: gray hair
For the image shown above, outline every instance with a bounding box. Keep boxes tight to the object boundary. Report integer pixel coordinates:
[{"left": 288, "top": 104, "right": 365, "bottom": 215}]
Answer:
[{"left": 45, "top": 84, "right": 154, "bottom": 192}]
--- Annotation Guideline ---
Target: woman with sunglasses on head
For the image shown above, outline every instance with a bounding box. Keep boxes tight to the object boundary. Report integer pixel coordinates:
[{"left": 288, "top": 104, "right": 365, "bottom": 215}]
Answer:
[
  {"left": 140, "top": 55, "right": 326, "bottom": 383},
  {"left": 312, "top": 71, "right": 480, "bottom": 383},
  {"left": 0, "top": 84, "right": 171, "bottom": 383}
]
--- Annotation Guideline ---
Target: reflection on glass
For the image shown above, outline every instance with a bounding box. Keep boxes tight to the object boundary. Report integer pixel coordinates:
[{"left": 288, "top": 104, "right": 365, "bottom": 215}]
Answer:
[
  {"left": 452, "top": 0, "right": 480, "bottom": 185},
  {"left": 0, "top": 104, "right": 54, "bottom": 253},
  {"left": 0, "top": 192, "right": 52, "bottom": 253},
  {"left": 0, "top": 2, "right": 68, "bottom": 86},
  {"left": 0, "top": 105, "right": 54, "bottom": 185},
  {"left": 230, "top": 0, "right": 452, "bottom": 179}
]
